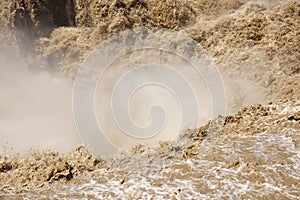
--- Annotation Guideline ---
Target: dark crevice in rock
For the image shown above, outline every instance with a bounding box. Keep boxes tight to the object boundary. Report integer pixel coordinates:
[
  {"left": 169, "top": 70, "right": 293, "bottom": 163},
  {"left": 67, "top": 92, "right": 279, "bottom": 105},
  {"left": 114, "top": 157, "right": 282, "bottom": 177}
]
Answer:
[{"left": 11, "top": 0, "right": 77, "bottom": 57}]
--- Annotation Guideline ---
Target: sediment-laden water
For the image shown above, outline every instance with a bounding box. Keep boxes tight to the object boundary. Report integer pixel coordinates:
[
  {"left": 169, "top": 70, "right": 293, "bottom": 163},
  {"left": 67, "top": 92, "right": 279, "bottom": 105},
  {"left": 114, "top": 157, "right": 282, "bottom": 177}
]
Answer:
[{"left": 0, "top": 0, "right": 299, "bottom": 199}]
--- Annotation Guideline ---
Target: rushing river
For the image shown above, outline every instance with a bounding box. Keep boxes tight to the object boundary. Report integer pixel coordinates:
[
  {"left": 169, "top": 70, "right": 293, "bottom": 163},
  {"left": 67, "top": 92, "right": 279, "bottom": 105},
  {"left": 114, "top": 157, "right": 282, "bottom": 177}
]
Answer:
[{"left": 2, "top": 127, "right": 299, "bottom": 200}]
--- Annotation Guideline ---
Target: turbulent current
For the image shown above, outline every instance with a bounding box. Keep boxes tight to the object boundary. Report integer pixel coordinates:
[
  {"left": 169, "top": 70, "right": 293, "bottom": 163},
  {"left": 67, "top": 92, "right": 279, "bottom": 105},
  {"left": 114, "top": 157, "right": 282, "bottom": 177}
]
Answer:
[
  {"left": 1, "top": 102, "right": 300, "bottom": 199},
  {"left": 0, "top": 0, "right": 300, "bottom": 199},
  {"left": 2, "top": 124, "right": 300, "bottom": 199}
]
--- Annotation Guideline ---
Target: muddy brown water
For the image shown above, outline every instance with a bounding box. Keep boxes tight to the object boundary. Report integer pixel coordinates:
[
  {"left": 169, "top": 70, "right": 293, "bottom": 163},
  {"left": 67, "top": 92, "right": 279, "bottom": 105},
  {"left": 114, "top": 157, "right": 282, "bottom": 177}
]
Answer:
[
  {"left": 1, "top": 129, "right": 299, "bottom": 199},
  {"left": 1, "top": 0, "right": 300, "bottom": 199},
  {"left": 1, "top": 102, "right": 299, "bottom": 199}
]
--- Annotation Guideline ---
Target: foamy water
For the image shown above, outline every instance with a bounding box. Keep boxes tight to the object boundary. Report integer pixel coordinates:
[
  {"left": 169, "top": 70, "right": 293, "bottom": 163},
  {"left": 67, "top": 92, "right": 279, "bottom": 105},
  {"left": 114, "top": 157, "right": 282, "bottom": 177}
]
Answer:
[
  {"left": 5, "top": 128, "right": 298, "bottom": 199},
  {"left": 1, "top": 1, "right": 300, "bottom": 199}
]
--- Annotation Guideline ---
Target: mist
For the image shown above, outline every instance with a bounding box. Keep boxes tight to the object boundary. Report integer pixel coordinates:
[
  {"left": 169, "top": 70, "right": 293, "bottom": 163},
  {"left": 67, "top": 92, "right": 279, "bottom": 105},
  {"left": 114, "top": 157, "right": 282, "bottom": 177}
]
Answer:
[
  {"left": 0, "top": 33, "right": 266, "bottom": 156},
  {"left": 0, "top": 47, "right": 81, "bottom": 154}
]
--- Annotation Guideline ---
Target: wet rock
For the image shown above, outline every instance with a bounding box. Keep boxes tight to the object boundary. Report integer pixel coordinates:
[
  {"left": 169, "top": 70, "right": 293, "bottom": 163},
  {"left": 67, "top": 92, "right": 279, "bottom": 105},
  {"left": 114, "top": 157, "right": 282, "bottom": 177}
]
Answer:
[{"left": 0, "top": 162, "right": 12, "bottom": 173}]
